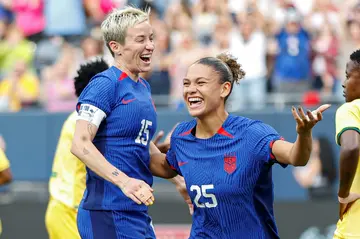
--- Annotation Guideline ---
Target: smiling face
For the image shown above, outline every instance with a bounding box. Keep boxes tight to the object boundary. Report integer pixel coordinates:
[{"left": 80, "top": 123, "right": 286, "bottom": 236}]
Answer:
[
  {"left": 344, "top": 60, "right": 360, "bottom": 102},
  {"left": 183, "top": 63, "right": 231, "bottom": 118},
  {"left": 109, "top": 21, "right": 155, "bottom": 74}
]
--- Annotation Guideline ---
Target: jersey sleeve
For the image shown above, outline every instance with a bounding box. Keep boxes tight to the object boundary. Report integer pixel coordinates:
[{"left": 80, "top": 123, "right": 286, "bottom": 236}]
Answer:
[
  {"left": 0, "top": 149, "right": 10, "bottom": 172},
  {"left": 247, "top": 122, "right": 286, "bottom": 167},
  {"left": 165, "top": 133, "right": 182, "bottom": 176},
  {"left": 335, "top": 102, "right": 360, "bottom": 145},
  {"left": 165, "top": 147, "right": 182, "bottom": 176},
  {"left": 77, "top": 75, "right": 116, "bottom": 116}
]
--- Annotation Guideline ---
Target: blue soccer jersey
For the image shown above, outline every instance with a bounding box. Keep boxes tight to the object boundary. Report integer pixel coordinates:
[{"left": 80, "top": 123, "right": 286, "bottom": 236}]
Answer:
[
  {"left": 166, "top": 115, "right": 285, "bottom": 239},
  {"left": 77, "top": 66, "right": 157, "bottom": 211}
]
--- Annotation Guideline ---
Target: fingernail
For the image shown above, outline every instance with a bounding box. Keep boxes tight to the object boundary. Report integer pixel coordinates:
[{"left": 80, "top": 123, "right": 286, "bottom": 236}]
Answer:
[{"left": 292, "top": 106, "right": 295, "bottom": 110}]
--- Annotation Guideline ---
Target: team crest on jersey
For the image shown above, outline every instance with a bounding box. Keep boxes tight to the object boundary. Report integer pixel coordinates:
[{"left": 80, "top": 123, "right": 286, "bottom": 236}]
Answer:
[{"left": 224, "top": 153, "right": 236, "bottom": 174}]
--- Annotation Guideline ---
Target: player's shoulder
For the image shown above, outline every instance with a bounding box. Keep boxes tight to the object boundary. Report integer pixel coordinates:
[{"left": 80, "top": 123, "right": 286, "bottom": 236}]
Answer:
[
  {"left": 90, "top": 67, "right": 116, "bottom": 83},
  {"left": 171, "top": 119, "right": 197, "bottom": 138},
  {"left": 225, "top": 115, "right": 277, "bottom": 136},
  {"left": 336, "top": 99, "right": 360, "bottom": 116},
  {"left": 81, "top": 68, "right": 118, "bottom": 96}
]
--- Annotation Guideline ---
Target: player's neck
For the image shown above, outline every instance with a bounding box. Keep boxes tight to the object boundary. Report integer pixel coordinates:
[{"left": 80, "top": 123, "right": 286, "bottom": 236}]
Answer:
[
  {"left": 113, "top": 60, "right": 139, "bottom": 82},
  {"left": 196, "top": 111, "right": 229, "bottom": 139}
]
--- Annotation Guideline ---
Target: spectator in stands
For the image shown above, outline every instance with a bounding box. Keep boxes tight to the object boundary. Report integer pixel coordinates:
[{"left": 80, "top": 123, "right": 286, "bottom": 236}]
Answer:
[
  {"left": 164, "top": 0, "right": 192, "bottom": 49},
  {"left": 267, "top": 0, "right": 296, "bottom": 34},
  {"left": 80, "top": 35, "right": 104, "bottom": 61},
  {"left": 208, "top": 14, "right": 231, "bottom": 55},
  {"left": 192, "top": 0, "right": 226, "bottom": 46},
  {"left": 41, "top": 45, "right": 77, "bottom": 112},
  {"left": 229, "top": 13, "right": 267, "bottom": 111},
  {"left": 0, "top": 1, "right": 12, "bottom": 23},
  {"left": 305, "top": 0, "right": 341, "bottom": 36},
  {"left": 169, "top": 30, "right": 208, "bottom": 109},
  {"left": 346, "top": 1, "right": 360, "bottom": 23},
  {"left": 270, "top": 8, "right": 311, "bottom": 94},
  {"left": 0, "top": 18, "right": 7, "bottom": 41},
  {"left": 0, "top": 24, "right": 34, "bottom": 76},
  {"left": 44, "top": 0, "right": 86, "bottom": 44},
  {"left": 0, "top": 60, "right": 40, "bottom": 112},
  {"left": 142, "top": 10, "right": 172, "bottom": 101},
  {"left": 293, "top": 136, "right": 337, "bottom": 200},
  {"left": 311, "top": 22, "right": 339, "bottom": 95},
  {"left": 3, "top": 0, "right": 45, "bottom": 43},
  {"left": 83, "top": 0, "right": 126, "bottom": 25}
]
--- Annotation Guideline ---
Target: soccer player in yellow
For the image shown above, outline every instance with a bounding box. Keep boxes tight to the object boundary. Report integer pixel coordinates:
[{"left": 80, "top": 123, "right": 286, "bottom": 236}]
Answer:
[
  {"left": 334, "top": 49, "right": 360, "bottom": 239},
  {"left": 45, "top": 58, "right": 109, "bottom": 239},
  {"left": 0, "top": 136, "right": 13, "bottom": 236}
]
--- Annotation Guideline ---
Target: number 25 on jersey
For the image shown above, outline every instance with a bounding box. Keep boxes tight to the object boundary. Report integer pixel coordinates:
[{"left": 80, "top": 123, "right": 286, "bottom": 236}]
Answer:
[
  {"left": 190, "top": 184, "right": 218, "bottom": 208},
  {"left": 135, "top": 119, "right": 152, "bottom": 146}
]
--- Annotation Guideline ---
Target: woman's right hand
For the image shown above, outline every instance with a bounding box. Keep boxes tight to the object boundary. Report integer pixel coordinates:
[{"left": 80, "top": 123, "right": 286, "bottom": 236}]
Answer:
[
  {"left": 338, "top": 193, "right": 360, "bottom": 220},
  {"left": 117, "top": 176, "right": 155, "bottom": 206}
]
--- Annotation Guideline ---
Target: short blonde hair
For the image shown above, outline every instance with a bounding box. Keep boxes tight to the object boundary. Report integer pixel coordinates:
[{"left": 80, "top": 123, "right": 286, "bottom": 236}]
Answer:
[{"left": 101, "top": 6, "right": 150, "bottom": 46}]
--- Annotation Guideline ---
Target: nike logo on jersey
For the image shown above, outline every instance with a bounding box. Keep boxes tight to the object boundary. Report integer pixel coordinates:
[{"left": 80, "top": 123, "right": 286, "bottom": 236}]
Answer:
[
  {"left": 122, "top": 98, "right": 136, "bottom": 104},
  {"left": 178, "top": 161, "right": 188, "bottom": 166}
]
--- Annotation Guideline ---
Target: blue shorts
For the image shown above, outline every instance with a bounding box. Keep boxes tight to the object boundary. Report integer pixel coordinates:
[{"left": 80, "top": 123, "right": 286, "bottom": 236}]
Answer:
[{"left": 77, "top": 208, "right": 156, "bottom": 239}]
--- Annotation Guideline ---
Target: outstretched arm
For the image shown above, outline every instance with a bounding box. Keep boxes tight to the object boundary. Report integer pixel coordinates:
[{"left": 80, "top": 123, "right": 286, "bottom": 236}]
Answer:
[{"left": 272, "top": 104, "right": 331, "bottom": 166}]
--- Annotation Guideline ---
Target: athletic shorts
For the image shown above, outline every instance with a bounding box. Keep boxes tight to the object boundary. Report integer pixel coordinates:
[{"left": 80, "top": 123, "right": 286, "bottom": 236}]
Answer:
[{"left": 77, "top": 207, "right": 156, "bottom": 239}]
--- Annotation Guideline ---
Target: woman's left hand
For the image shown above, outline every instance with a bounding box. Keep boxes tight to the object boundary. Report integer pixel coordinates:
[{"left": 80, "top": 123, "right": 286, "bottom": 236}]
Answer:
[{"left": 291, "top": 104, "right": 331, "bottom": 135}]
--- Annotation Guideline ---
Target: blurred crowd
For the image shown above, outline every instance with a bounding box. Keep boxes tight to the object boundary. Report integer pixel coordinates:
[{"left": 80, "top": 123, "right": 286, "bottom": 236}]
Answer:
[{"left": 0, "top": 0, "right": 359, "bottom": 112}]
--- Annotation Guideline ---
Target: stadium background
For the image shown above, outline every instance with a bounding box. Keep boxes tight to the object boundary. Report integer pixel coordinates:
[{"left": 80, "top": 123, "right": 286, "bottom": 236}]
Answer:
[{"left": 0, "top": 0, "right": 355, "bottom": 238}]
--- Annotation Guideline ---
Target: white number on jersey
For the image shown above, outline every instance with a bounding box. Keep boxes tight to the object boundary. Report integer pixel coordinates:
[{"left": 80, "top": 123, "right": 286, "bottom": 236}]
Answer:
[
  {"left": 135, "top": 119, "right": 153, "bottom": 146},
  {"left": 190, "top": 184, "right": 218, "bottom": 208},
  {"left": 286, "top": 36, "right": 300, "bottom": 56}
]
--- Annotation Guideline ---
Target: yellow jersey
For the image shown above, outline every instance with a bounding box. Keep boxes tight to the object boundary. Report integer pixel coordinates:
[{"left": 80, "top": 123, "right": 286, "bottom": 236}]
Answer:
[
  {"left": 0, "top": 149, "right": 10, "bottom": 172},
  {"left": 0, "top": 148, "right": 10, "bottom": 236},
  {"left": 0, "top": 73, "right": 40, "bottom": 112},
  {"left": 334, "top": 99, "right": 360, "bottom": 238},
  {"left": 49, "top": 111, "right": 86, "bottom": 209}
]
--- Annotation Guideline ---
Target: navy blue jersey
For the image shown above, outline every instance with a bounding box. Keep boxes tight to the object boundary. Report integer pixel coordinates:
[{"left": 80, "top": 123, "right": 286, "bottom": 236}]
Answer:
[
  {"left": 274, "top": 27, "right": 311, "bottom": 80},
  {"left": 77, "top": 66, "right": 157, "bottom": 211},
  {"left": 166, "top": 115, "right": 285, "bottom": 239}
]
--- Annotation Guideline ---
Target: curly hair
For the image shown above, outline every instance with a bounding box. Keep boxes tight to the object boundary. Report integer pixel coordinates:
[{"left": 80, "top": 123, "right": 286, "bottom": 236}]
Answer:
[{"left": 74, "top": 58, "right": 109, "bottom": 97}]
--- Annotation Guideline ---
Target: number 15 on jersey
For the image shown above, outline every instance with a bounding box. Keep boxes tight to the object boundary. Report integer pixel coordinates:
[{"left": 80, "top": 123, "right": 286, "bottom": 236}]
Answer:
[{"left": 135, "top": 119, "right": 152, "bottom": 146}]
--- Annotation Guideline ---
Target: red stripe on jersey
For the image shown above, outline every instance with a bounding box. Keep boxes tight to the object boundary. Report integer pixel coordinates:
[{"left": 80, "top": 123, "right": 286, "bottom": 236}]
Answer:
[
  {"left": 269, "top": 137, "right": 284, "bottom": 159},
  {"left": 180, "top": 128, "right": 192, "bottom": 136},
  {"left": 118, "top": 72, "right": 128, "bottom": 81},
  {"left": 77, "top": 104, "right": 81, "bottom": 111},
  {"left": 170, "top": 165, "right": 176, "bottom": 170},
  {"left": 217, "top": 127, "right": 234, "bottom": 138},
  {"left": 139, "top": 78, "right": 147, "bottom": 87}
]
